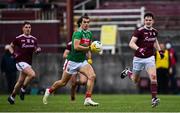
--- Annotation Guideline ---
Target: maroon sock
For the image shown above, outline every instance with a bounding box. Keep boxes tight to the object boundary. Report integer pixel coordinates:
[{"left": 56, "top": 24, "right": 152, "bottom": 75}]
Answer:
[{"left": 150, "top": 83, "right": 157, "bottom": 99}]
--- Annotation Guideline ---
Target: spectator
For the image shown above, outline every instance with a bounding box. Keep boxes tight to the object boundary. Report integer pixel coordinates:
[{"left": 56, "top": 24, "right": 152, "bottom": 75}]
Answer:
[
  {"left": 1, "top": 44, "right": 17, "bottom": 93},
  {"left": 166, "top": 41, "right": 178, "bottom": 94},
  {"left": 155, "top": 43, "right": 169, "bottom": 94}
]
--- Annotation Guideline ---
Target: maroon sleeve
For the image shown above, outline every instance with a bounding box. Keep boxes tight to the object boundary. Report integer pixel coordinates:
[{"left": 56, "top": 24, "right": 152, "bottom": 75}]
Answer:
[
  {"left": 12, "top": 38, "right": 19, "bottom": 46},
  {"left": 66, "top": 42, "right": 72, "bottom": 51},
  {"left": 34, "top": 38, "right": 38, "bottom": 49},
  {"left": 132, "top": 29, "right": 141, "bottom": 38}
]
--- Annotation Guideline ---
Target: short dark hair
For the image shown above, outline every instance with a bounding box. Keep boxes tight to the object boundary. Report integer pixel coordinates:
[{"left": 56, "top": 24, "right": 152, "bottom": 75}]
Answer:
[
  {"left": 77, "top": 13, "right": 89, "bottom": 27},
  {"left": 23, "top": 21, "right": 31, "bottom": 26},
  {"left": 144, "top": 12, "right": 154, "bottom": 19}
]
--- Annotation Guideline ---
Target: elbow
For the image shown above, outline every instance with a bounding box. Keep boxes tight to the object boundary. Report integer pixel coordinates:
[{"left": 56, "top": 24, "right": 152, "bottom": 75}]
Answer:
[
  {"left": 74, "top": 45, "right": 79, "bottom": 51},
  {"left": 63, "top": 55, "right": 67, "bottom": 59}
]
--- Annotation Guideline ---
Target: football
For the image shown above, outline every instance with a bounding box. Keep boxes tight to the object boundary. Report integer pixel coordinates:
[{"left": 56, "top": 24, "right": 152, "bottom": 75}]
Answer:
[{"left": 90, "top": 41, "right": 102, "bottom": 53}]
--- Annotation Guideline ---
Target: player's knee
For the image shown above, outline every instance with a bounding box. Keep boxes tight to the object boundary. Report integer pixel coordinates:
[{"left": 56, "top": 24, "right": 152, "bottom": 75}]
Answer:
[
  {"left": 30, "top": 71, "right": 36, "bottom": 78},
  {"left": 150, "top": 74, "right": 157, "bottom": 81},
  {"left": 88, "top": 74, "right": 96, "bottom": 81},
  {"left": 61, "top": 80, "right": 68, "bottom": 86}
]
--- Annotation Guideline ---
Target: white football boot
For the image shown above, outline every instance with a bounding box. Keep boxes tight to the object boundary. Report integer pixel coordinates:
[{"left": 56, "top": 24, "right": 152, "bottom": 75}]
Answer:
[
  {"left": 43, "top": 88, "right": 50, "bottom": 104},
  {"left": 152, "top": 98, "right": 160, "bottom": 108},
  {"left": 84, "top": 97, "right": 99, "bottom": 106}
]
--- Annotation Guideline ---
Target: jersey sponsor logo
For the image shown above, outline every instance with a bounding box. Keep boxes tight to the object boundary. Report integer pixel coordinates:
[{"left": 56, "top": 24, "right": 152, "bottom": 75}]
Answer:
[
  {"left": 144, "top": 37, "right": 156, "bottom": 42},
  {"left": 80, "top": 38, "right": 90, "bottom": 46},
  {"left": 22, "top": 43, "right": 35, "bottom": 48}
]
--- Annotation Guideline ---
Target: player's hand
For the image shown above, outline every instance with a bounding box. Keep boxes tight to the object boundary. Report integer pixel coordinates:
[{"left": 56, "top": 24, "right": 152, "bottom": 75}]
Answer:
[
  {"left": 137, "top": 48, "right": 145, "bottom": 56},
  {"left": 35, "top": 47, "right": 41, "bottom": 54},
  {"left": 87, "top": 58, "right": 93, "bottom": 64},
  {"left": 12, "top": 52, "right": 18, "bottom": 58},
  {"left": 90, "top": 44, "right": 101, "bottom": 53},
  {"left": 159, "top": 50, "right": 164, "bottom": 59}
]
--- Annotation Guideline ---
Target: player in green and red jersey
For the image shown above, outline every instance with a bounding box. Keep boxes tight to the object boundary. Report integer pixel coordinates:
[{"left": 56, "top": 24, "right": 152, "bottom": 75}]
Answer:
[{"left": 43, "top": 14, "right": 99, "bottom": 106}]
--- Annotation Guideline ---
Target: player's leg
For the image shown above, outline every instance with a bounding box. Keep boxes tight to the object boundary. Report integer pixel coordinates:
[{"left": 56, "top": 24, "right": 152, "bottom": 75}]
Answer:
[
  {"left": 70, "top": 74, "right": 78, "bottom": 101},
  {"left": 145, "top": 57, "right": 160, "bottom": 107},
  {"left": 121, "top": 57, "right": 143, "bottom": 83},
  {"left": 43, "top": 71, "right": 72, "bottom": 104},
  {"left": 78, "top": 73, "right": 88, "bottom": 85},
  {"left": 8, "top": 72, "right": 26, "bottom": 104},
  {"left": 146, "top": 66, "right": 160, "bottom": 107},
  {"left": 79, "top": 63, "right": 98, "bottom": 106},
  {"left": 20, "top": 67, "right": 36, "bottom": 100},
  {"left": 70, "top": 73, "right": 87, "bottom": 101}
]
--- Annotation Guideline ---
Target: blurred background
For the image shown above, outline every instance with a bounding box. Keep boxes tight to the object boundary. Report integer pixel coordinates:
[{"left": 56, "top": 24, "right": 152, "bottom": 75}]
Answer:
[{"left": 0, "top": 0, "right": 180, "bottom": 95}]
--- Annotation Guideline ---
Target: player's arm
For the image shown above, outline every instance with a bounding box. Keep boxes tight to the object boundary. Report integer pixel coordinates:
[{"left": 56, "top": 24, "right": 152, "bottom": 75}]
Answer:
[
  {"left": 154, "top": 38, "right": 164, "bottom": 58},
  {"left": 86, "top": 50, "right": 93, "bottom": 64},
  {"left": 63, "top": 49, "right": 70, "bottom": 59},
  {"left": 154, "top": 39, "right": 161, "bottom": 51},
  {"left": 34, "top": 47, "right": 41, "bottom": 54},
  {"left": 129, "top": 36, "right": 139, "bottom": 51},
  {"left": 74, "top": 39, "right": 89, "bottom": 51},
  {"left": 34, "top": 40, "right": 41, "bottom": 54},
  {"left": 7, "top": 43, "right": 15, "bottom": 54}
]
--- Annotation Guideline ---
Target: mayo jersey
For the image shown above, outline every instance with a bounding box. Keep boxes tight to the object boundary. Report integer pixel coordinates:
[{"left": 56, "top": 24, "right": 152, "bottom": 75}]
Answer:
[{"left": 67, "top": 28, "right": 92, "bottom": 62}]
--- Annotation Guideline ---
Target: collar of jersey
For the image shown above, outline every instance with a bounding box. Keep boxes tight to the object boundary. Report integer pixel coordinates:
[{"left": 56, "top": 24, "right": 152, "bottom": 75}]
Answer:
[
  {"left": 143, "top": 25, "right": 153, "bottom": 30},
  {"left": 78, "top": 28, "right": 89, "bottom": 33}
]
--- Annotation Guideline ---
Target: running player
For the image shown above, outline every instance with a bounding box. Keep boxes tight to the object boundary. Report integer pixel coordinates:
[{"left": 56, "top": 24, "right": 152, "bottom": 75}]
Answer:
[
  {"left": 43, "top": 14, "right": 99, "bottom": 106},
  {"left": 120, "top": 12, "right": 164, "bottom": 108},
  {"left": 7, "top": 21, "right": 41, "bottom": 104},
  {"left": 63, "top": 41, "right": 89, "bottom": 101}
]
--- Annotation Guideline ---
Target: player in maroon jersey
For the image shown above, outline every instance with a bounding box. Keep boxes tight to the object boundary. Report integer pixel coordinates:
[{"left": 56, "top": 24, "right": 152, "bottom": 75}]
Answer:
[
  {"left": 63, "top": 41, "right": 88, "bottom": 101},
  {"left": 120, "top": 12, "right": 164, "bottom": 108},
  {"left": 7, "top": 21, "right": 41, "bottom": 104}
]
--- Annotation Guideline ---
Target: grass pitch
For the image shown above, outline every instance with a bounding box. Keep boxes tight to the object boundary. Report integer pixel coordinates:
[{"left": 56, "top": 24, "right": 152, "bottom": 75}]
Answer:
[{"left": 0, "top": 94, "right": 180, "bottom": 112}]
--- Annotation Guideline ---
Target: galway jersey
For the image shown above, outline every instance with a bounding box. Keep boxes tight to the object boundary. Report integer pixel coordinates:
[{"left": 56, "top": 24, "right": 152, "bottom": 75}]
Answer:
[
  {"left": 133, "top": 26, "right": 158, "bottom": 58},
  {"left": 12, "top": 34, "right": 38, "bottom": 65},
  {"left": 67, "top": 28, "right": 92, "bottom": 62}
]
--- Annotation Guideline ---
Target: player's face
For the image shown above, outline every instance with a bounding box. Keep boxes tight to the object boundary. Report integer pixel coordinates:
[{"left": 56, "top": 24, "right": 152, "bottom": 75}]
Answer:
[
  {"left": 81, "top": 18, "right": 90, "bottom": 30},
  {"left": 144, "top": 16, "right": 154, "bottom": 28},
  {"left": 23, "top": 24, "right": 31, "bottom": 35}
]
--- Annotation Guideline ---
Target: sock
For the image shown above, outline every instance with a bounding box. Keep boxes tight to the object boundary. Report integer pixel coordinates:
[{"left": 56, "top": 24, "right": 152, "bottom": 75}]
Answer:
[
  {"left": 127, "top": 71, "right": 133, "bottom": 79},
  {"left": 151, "top": 83, "right": 157, "bottom": 99},
  {"left": 12, "top": 93, "right": 16, "bottom": 98},
  {"left": 49, "top": 88, "right": 54, "bottom": 94},
  {"left": 85, "top": 92, "right": 91, "bottom": 98},
  {"left": 22, "top": 85, "right": 27, "bottom": 90},
  {"left": 21, "top": 87, "right": 26, "bottom": 93}
]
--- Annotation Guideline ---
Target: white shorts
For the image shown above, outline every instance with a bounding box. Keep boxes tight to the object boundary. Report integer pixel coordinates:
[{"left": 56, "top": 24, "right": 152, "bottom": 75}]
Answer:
[
  {"left": 63, "top": 59, "right": 88, "bottom": 75},
  {"left": 16, "top": 62, "right": 31, "bottom": 71},
  {"left": 133, "top": 56, "right": 155, "bottom": 73}
]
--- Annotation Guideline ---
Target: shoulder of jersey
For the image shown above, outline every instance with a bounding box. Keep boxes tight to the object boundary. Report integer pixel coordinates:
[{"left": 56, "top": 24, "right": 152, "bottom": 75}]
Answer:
[
  {"left": 137, "top": 26, "right": 144, "bottom": 31},
  {"left": 152, "top": 27, "right": 158, "bottom": 32},
  {"left": 16, "top": 34, "right": 37, "bottom": 40}
]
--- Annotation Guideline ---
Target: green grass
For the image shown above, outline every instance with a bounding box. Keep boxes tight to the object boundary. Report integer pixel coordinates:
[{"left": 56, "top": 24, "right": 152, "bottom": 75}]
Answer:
[{"left": 0, "top": 94, "right": 180, "bottom": 112}]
